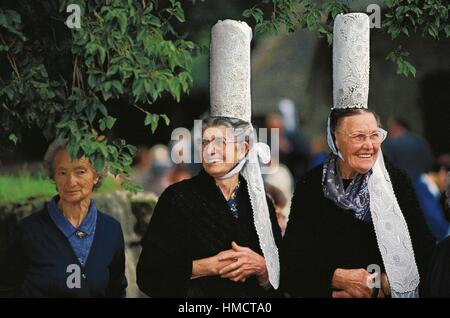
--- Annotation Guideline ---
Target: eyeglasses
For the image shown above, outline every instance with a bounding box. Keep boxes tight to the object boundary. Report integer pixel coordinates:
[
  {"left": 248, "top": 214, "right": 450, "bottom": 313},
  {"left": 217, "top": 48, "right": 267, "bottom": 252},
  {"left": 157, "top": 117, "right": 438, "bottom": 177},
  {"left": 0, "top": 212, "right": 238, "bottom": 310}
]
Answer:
[
  {"left": 336, "top": 128, "right": 388, "bottom": 145},
  {"left": 201, "top": 137, "right": 237, "bottom": 148}
]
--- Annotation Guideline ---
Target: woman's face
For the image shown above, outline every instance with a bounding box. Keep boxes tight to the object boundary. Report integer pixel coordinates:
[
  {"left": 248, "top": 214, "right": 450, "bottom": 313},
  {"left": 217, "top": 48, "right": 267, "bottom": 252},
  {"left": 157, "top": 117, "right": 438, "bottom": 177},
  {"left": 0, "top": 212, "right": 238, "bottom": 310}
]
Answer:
[
  {"left": 53, "top": 149, "right": 99, "bottom": 204},
  {"left": 334, "top": 113, "right": 381, "bottom": 175},
  {"left": 201, "top": 125, "right": 248, "bottom": 178}
]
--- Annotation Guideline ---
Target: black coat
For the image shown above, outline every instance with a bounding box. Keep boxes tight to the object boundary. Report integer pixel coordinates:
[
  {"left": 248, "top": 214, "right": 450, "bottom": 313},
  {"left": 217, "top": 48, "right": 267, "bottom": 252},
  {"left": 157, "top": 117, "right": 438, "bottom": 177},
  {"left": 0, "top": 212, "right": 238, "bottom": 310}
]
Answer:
[
  {"left": 280, "top": 160, "right": 434, "bottom": 297},
  {"left": 136, "top": 169, "right": 282, "bottom": 297},
  {"left": 428, "top": 236, "right": 450, "bottom": 297}
]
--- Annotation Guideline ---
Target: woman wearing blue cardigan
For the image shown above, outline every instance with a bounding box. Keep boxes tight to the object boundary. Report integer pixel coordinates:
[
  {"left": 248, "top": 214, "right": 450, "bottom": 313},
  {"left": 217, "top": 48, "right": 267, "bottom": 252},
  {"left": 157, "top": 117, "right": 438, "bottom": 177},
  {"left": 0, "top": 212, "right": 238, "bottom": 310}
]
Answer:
[{"left": 0, "top": 140, "right": 127, "bottom": 297}]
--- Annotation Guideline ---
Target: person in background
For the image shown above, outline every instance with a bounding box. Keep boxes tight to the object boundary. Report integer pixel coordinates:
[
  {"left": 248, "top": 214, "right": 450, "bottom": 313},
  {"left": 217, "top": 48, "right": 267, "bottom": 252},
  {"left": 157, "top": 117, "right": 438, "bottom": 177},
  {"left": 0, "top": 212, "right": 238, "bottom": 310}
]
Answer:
[
  {"left": 146, "top": 144, "right": 172, "bottom": 196},
  {"left": 130, "top": 146, "right": 153, "bottom": 190},
  {"left": 266, "top": 113, "right": 310, "bottom": 181},
  {"left": 428, "top": 178, "right": 450, "bottom": 297},
  {"left": 446, "top": 172, "right": 450, "bottom": 222},
  {"left": 166, "top": 164, "right": 192, "bottom": 185},
  {"left": 383, "top": 117, "right": 434, "bottom": 181},
  {"left": 264, "top": 158, "right": 294, "bottom": 235},
  {"left": 264, "top": 183, "right": 288, "bottom": 236},
  {"left": 309, "top": 135, "right": 328, "bottom": 168},
  {"left": 414, "top": 155, "right": 450, "bottom": 242},
  {"left": 428, "top": 235, "right": 450, "bottom": 297}
]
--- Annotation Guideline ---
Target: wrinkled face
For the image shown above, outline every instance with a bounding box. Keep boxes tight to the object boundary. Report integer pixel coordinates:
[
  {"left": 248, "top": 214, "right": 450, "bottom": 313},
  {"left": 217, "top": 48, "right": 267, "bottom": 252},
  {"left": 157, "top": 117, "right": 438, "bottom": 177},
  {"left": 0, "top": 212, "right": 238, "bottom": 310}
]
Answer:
[
  {"left": 334, "top": 113, "right": 380, "bottom": 175},
  {"left": 201, "top": 125, "right": 248, "bottom": 178},
  {"left": 53, "top": 149, "right": 99, "bottom": 204}
]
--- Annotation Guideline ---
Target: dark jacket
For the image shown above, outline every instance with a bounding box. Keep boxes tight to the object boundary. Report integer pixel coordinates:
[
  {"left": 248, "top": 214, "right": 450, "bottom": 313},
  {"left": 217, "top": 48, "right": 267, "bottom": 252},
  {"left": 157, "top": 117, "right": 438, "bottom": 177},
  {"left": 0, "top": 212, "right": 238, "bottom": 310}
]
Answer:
[
  {"left": 428, "top": 236, "right": 450, "bottom": 297},
  {"left": 281, "top": 160, "right": 434, "bottom": 297},
  {"left": 0, "top": 207, "right": 127, "bottom": 297},
  {"left": 136, "top": 169, "right": 282, "bottom": 297}
]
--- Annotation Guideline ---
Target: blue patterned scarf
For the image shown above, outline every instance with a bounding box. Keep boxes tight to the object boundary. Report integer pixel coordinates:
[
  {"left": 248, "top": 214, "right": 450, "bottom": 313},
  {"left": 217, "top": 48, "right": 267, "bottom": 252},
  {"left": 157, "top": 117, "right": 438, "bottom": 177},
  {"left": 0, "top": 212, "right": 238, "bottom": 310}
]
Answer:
[{"left": 322, "top": 154, "right": 372, "bottom": 222}]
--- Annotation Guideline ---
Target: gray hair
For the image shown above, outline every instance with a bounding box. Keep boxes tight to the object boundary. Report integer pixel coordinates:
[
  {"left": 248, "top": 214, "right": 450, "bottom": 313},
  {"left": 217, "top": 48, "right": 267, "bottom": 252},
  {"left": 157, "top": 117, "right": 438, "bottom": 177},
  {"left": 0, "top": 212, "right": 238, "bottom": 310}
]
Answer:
[
  {"left": 329, "top": 108, "right": 381, "bottom": 143},
  {"left": 202, "top": 116, "right": 253, "bottom": 145},
  {"left": 43, "top": 139, "right": 104, "bottom": 190}
]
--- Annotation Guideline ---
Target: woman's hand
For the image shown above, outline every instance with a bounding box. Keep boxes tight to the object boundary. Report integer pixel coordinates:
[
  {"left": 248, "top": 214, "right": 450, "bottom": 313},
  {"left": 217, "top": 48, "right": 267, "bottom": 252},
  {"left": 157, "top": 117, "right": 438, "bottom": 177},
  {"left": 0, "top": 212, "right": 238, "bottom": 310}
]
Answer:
[
  {"left": 331, "top": 268, "right": 378, "bottom": 298},
  {"left": 191, "top": 250, "right": 235, "bottom": 279},
  {"left": 218, "top": 242, "right": 269, "bottom": 286}
]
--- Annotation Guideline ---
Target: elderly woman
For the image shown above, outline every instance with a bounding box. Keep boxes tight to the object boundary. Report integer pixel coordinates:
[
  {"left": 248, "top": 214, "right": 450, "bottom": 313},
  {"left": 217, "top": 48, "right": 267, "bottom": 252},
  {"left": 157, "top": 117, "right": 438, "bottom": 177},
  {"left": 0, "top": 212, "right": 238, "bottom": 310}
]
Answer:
[
  {"left": 137, "top": 19, "right": 281, "bottom": 298},
  {"left": 280, "top": 13, "right": 433, "bottom": 298},
  {"left": 0, "top": 140, "right": 127, "bottom": 297},
  {"left": 281, "top": 109, "right": 433, "bottom": 298},
  {"left": 136, "top": 117, "right": 281, "bottom": 297}
]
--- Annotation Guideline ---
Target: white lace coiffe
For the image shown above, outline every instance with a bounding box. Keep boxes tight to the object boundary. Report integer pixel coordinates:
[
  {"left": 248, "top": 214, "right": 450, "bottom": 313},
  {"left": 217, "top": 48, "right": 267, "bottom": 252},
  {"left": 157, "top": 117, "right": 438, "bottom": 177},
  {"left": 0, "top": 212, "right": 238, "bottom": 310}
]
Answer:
[
  {"left": 368, "top": 151, "right": 420, "bottom": 297},
  {"left": 241, "top": 137, "right": 280, "bottom": 289}
]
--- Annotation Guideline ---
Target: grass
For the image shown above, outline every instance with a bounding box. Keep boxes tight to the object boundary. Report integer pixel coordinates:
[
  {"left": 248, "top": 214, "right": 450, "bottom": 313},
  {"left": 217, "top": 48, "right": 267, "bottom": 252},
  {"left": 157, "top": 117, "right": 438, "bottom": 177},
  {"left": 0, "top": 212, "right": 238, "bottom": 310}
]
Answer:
[{"left": 0, "top": 170, "right": 121, "bottom": 205}]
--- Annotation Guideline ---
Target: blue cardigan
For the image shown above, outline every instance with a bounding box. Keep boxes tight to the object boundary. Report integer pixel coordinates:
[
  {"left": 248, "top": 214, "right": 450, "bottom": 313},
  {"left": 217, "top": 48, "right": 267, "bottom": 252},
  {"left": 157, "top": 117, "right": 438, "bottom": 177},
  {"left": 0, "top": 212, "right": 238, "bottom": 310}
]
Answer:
[{"left": 0, "top": 206, "right": 127, "bottom": 297}]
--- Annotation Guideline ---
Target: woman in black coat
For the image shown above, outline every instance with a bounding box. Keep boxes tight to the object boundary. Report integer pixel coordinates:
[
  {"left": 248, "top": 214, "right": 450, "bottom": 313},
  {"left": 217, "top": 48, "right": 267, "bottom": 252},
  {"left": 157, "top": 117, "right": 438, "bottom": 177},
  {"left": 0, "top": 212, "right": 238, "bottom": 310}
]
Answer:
[
  {"left": 281, "top": 108, "right": 434, "bottom": 298},
  {"left": 137, "top": 117, "right": 282, "bottom": 297}
]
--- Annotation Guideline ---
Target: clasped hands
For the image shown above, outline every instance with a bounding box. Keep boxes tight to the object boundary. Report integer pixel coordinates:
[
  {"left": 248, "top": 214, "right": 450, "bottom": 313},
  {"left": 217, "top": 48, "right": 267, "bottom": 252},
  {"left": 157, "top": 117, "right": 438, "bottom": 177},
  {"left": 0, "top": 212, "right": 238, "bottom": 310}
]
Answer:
[
  {"left": 192, "top": 241, "right": 269, "bottom": 287},
  {"left": 331, "top": 268, "right": 386, "bottom": 298}
]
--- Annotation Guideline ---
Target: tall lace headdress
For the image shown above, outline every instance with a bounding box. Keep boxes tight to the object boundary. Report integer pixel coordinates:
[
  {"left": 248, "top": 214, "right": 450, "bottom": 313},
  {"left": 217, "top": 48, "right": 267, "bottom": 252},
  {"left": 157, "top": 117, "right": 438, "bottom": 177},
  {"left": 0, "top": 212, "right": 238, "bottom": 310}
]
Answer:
[{"left": 209, "top": 19, "right": 280, "bottom": 289}]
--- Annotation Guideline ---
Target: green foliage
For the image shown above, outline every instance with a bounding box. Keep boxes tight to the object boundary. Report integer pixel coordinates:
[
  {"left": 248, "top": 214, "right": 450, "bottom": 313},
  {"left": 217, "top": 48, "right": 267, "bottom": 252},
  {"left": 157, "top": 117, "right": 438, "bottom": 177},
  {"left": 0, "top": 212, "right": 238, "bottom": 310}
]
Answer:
[
  {"left": 383, "top": 0, "right": 450, "bottom": 77},
  {"left": 0, "top": 1, "right": 197, "bottom": 191},
  {"left": 242, "top": 0, "right": 450, "bottom": 77},
  {"left": 243, "top": 0, "right": 347, "bottom": 41},
  {"left": 386, "top": 46, "right": 417, "bottom": 77},
  {"left": 384, "top": 0, "right": 449, "bottom": 40},
  {"left": 0, "top": 170, "right": 121, "bottom": 205}
]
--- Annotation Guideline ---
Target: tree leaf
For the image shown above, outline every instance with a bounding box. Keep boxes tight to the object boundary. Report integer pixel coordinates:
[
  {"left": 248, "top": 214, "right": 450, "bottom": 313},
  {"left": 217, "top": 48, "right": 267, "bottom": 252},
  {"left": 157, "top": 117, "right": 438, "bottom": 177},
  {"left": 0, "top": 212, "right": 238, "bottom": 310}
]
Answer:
[
  {"left": 117, "top": 12, "right": 127, "bottom": 34},
  {"left": 132, "top": 79, "right": 145, "bottom": 100},
  {"left": 98, "top": 45, "right": 106, "bottom": 64},
  {"left": 99, "top": 118, "right": 106, "bottom": 131},
  {"left": 97, "top": 103, "right": 108, "bottom": 116},
  {"left": 144, "top": 113, "right": 159, "bottom": 133},
  {"left": 93, "top": 154, "right": 106, "bottom": 172},
  {"left": 160, "top": 114, "right": 170, "bottom": 126},
  {"left": 106, "top": 116, "right": 116, "bottom": 129},
  {"left": 8, "top": 133, "right": 18, "bottom": 145},
  {"left": 144, "top": 112, "right": 152, "bottom": 126}
]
